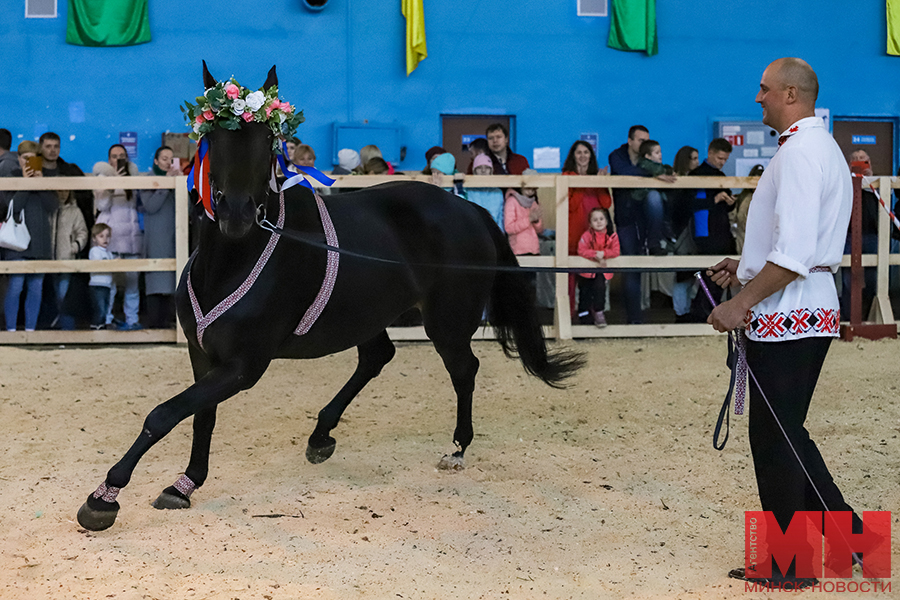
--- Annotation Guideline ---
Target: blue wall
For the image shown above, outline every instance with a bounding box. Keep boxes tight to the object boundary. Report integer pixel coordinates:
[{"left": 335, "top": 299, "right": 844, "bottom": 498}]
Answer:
[{"left": 1, "top": 1, "right": 897, "bottom": 173}]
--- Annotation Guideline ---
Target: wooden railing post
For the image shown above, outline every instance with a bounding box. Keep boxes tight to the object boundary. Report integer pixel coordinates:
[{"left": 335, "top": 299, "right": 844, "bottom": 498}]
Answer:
[
  {"left": 869, "top": 176, "right": 895, "bottom": 325},
  {"left": 174, "top": 175, "right": 190, "bottom": 343},
  {"left": 555, "top": 176, "right": 572, "bottom": 340}
]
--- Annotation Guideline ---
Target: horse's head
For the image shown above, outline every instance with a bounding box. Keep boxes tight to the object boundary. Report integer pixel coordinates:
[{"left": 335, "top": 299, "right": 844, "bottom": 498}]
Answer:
[
  {"left": 206, "top": 123, "right": 274, "bottom": 239},
  {"left": 197, "top": 62, "right": 280, "bottom": 239}
]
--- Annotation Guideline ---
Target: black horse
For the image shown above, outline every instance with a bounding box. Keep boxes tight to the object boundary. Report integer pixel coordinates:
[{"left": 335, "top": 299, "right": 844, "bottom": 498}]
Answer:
[{"left": 76, "top": 64, "right": 583, "bottom": 531}]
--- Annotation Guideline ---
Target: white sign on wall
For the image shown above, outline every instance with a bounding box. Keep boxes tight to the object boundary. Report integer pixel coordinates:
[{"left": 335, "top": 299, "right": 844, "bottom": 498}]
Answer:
[
  {"left": 577, "top": 0, "right": 608, "bottom": 17},
  {"left": 533, "top": 147, "right": 561, "bottom": 170}
]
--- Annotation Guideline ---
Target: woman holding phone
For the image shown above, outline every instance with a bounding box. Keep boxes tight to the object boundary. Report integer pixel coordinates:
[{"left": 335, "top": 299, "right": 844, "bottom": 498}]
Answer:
[
  {"left": 2, "top": 140, "right": 59, "bottom": 331},
  {"left": 93, "top": 143, "right": 142, "bottom": 330}
]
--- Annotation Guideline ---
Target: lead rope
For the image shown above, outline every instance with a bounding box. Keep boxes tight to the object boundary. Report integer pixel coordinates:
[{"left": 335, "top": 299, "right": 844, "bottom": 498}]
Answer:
[{"left": 696, "top": 273, "right": 865, "bottom": 570}]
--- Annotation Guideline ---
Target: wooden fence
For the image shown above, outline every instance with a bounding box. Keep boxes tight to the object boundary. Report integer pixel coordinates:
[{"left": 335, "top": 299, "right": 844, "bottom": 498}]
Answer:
[{"left": 1, "top": 173, "right": 897, "bottom": 345}]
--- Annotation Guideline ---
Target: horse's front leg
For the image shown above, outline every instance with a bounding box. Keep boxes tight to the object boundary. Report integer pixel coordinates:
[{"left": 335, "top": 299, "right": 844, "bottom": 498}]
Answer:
[
  {"left": 153, "top": 345, "right": 216, "bottom": 510},
  {"left": 152, "top": 407, "right": 217, "bottom": 510},
  {"left": 307, "top": 331, "right": 396, "bottom": 464},
  {"left": 76, "top": 361, "right": 258, "bottom": 531}
]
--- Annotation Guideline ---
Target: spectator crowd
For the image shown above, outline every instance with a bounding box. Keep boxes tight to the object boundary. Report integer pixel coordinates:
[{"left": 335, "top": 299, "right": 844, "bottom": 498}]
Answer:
[{"left": 0, "top": 120, "right": 892, "bottom": 331}]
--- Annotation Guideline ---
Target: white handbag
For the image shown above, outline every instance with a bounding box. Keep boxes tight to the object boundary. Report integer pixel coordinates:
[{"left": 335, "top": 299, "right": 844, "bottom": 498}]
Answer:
[{"left": 0, "top": 201, "right": 31, "bottom": 252}]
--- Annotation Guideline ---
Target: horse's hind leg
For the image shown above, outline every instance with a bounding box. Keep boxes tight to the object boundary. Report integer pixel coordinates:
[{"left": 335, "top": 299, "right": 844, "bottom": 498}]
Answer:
[
  {"left": 432, "top": 339, "right": 479, "bottom": 471},
  {"left": 307, "top": 330, "right": 395, "bottom": 464}
]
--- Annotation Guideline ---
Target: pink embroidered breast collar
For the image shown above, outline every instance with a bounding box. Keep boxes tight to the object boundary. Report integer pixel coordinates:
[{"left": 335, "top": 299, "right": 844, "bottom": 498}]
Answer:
[{"left": 187, "top": 190, "right": 339, "bottom": 349}]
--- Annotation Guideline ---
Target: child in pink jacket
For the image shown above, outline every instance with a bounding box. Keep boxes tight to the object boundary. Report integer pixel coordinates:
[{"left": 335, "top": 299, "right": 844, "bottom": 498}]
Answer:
[
  {"left": 503, "top": 186, "right": 543, "bottom": 256},
  {"left": 576, "top": 207, "right": 620, "bottom": 327}
]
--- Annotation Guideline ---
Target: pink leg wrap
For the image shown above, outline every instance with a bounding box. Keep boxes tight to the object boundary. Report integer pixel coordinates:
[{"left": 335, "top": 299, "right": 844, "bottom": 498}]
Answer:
[
  {"left": 92, "top": 481, "right": 121, "bottom": 503},
  {"left": 173, "top": 474, "right": 197, "bottom": 498}
]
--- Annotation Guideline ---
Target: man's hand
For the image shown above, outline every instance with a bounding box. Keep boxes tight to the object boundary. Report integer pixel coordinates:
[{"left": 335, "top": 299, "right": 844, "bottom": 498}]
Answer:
[
  {"left": 656, "top": 174, "right": 677, "bottom": 183},
  {"left": 714, "top": 190, "right": 735, "bottom": 205},
  {"left": 430, "top": 171, "right": 445, "bottom": 187},
  {"left": 595, "top": 250, "right": 605, "bottom": 260},
  {"left": 708, "top": 299, "right": 748, "bottom": 333},
  {"left": 707, "top": 258, "right": 739, "bottom": 288}
]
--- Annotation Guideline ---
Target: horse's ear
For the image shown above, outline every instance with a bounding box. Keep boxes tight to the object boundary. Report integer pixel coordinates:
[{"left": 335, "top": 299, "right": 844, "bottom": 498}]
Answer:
[
  {"left": 262, "top": 65, "right": 278, "bottom": 91},
  {"left": 202, "top": 60, "right": 217, "bottom": 89}
]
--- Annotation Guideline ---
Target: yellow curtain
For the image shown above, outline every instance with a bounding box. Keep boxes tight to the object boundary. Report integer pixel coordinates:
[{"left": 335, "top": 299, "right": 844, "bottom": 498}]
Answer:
[
  {"left": 402, "top": 0, "right": 427, "bottom": 76},
  {"left": 889, "top": 0, "right": 900, "bottom": 56}
]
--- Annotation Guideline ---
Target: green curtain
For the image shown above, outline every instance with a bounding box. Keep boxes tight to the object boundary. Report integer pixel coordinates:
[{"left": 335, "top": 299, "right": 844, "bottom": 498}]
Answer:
[
  {"left": 607, "top": 0, "right": 657, "bottom": 57},
  {"left": 66, "top": 0, "right": 151, "bottom": 47},
  {"left": 889, "top": 0, "right": 900, "bottom": 56}
]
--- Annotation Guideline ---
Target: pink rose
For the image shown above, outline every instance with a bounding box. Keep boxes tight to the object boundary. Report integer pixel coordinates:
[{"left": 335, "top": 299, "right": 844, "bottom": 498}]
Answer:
[
  {"left": 242, "top": 112, "right": 254, "bottom": 122},
  {"left": 195, "top": 115, "right": 204, "bottom": 124},
  {"left": 265, "top": 99, "right": 281, "bottom": 119},
  {"left": 225, "top": 84, "right": 240, "bottom": 99},
  {"left": 280, "top": 103, "right": 293, "bottom": 114},
  {"left": 202, "top": 110, "right": 215, "bottom": 121}
]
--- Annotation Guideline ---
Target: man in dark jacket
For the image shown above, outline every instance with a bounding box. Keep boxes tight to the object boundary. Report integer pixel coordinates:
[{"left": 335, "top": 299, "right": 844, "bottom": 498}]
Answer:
[
  {"left": 608, "top": 125, "right": 675, "bottom": 323},
  {"left": 38, "top": 132, "right": 94, "bottom": 328},
  {"left": 840, "top": 149, "right": 879, "bottom": 318},
  {"left": 0, "top": 128, "right": 17, "bottom": 177},
  {"left": 39, "top": 132, "right": 94, "bottom": 233},
  {"left": 485, "top": 123, "right": 530, "bottom": 175},
  {"left": 689, "top": 137, "right": 735, "bottom": 318}
]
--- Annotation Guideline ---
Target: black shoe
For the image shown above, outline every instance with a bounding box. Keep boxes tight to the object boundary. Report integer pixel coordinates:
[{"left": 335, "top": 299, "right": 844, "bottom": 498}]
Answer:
[{"left": 728, "top": 568, "right": 818, "bottom": 590}]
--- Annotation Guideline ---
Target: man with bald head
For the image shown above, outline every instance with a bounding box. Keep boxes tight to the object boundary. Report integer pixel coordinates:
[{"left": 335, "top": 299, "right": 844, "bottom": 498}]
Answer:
[{"left": 708, "top": 58, "right": 868, "bottom": 585}]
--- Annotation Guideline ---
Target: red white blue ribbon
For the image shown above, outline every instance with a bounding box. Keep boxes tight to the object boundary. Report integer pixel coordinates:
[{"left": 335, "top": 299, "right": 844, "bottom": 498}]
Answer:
[
  {"left": 276, "top": 141, "right": 336, "bottom": 191},
  {"left": 187, "top": 138, "right": 214, "bottom": 220}
]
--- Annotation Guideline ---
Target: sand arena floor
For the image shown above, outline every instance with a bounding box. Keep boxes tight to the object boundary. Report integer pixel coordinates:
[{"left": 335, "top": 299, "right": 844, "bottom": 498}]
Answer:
[{"left": 0, "top": 337, "right": 897, "bottom": 599}]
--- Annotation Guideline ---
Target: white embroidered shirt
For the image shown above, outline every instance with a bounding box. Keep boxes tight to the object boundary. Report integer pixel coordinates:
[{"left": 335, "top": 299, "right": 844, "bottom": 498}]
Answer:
[{"left": 737, "top": 116, "right": 852, "bottom": 341}]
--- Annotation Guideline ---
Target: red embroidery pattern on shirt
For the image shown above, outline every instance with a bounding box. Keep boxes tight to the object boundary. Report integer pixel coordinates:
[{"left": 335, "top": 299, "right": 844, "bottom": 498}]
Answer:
[
  {"left": 788, "top": 308, "right": 812, "bottom": 334},
  {"left": 814, "top": 308, "right": 838, "bottom": 333},
  {"left": 756, "top": 313, "right": 787, "bottom": 338},
  {"left": 747, "top": 307, "right": 840, "bottom": 338}
]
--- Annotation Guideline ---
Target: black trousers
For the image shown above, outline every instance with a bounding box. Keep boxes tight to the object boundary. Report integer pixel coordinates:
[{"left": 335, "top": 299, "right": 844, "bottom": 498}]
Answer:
[
  {"left": 746, "top": 337, "right": 861, "bottom": 539},
  {"left": 576, "top": 274, "right": 606, "bottom": 314}
]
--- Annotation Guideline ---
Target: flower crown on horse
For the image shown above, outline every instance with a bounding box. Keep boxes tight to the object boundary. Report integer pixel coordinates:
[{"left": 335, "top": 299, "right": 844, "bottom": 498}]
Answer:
[
  {"left": 181, "top": 77, "right": 304, "bottom": 152},
  {"left": 181, "top": 66, "right": 328, "bottom": 220}
]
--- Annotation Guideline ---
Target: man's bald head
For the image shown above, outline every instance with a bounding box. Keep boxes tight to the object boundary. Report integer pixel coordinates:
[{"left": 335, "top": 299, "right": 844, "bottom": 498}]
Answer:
[
  {"left": 769, "top": 57, "right": 819, "bottom": 104},
  {"left": 756, "top": 57, "right": 819, "bottom": 132}
]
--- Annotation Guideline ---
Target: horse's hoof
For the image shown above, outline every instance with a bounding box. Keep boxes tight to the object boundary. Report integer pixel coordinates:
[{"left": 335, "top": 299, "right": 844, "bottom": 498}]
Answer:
[
  {"left": 306, "top": 438, "right": 336, "bottom": 464},
  {"left": 152, "top": 487, "right": 191, "bottom": 510},
  {"left": 77, "top": 498, "right": 119, "bottom": 531},
  {"left": 437, "top": 454, "right": 466, "bottom": 471}
]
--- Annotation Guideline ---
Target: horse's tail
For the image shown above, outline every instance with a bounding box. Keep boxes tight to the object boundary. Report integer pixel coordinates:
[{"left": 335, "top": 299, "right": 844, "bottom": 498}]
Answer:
[{"left": 484, "top": 216, "right": 585, "bottom": 388}]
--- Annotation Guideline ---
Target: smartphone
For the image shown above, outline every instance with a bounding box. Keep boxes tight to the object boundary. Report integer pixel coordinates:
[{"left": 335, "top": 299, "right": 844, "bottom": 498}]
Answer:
[
  {"left": 117, "top": 157, "right": 128, "bottom": 174},
  {"left": 172, "top": 157, "right": 181, "bottom": 171},
  {"left": 25, "top": 155, "right": 43, "bottom": 173}
]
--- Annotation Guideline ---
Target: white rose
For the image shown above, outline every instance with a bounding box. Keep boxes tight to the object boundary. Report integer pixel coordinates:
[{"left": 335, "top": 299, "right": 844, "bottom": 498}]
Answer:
[
  {"left": 279, "top": 111, "right": 287, "bottom": 123},
  {"left": 231, "top": 98, "right": 247, "bottom": 115},
  {"left": 245, "top": 91, "right": 265, "bottom": 112},
  {"left": 193, "top": 122, "right": 202, "bottom": 133}
]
